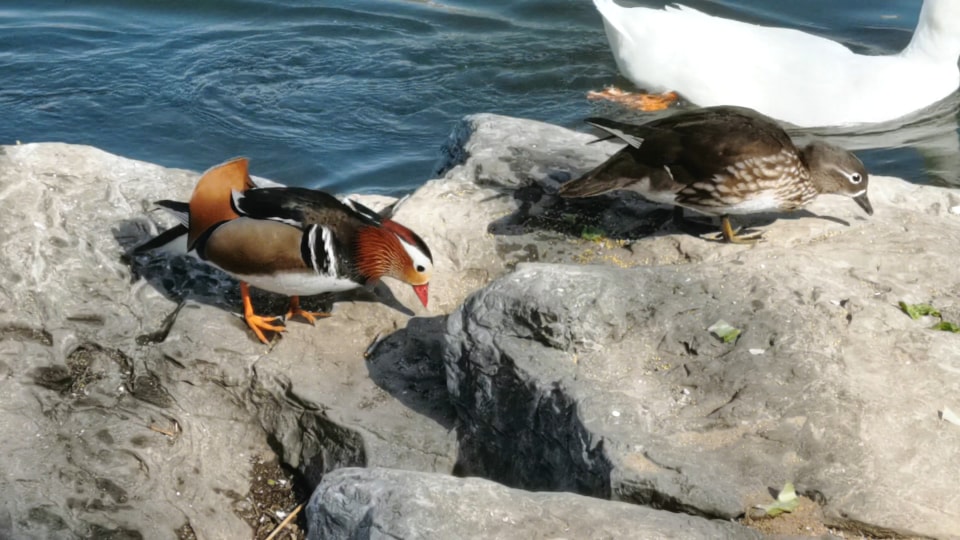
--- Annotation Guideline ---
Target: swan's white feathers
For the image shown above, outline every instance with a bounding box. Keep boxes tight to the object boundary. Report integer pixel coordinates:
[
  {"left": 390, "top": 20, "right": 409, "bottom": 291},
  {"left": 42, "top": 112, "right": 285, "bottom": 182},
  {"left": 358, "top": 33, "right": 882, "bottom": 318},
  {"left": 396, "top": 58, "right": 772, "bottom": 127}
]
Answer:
[{"left": 593, "top": 0, "right": 960, "bottom": 126}]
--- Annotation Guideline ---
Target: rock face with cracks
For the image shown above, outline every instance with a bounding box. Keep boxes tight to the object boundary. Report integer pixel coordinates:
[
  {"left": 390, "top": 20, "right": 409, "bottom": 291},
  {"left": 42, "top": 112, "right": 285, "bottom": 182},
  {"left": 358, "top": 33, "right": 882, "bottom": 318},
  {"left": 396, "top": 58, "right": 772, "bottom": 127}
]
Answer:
[
  {"left": 1, "top": 113, "right": 959, "bottom": 539},
  {"left": 305, "top": 467, "right": 761, "bottom": 539},
  {"left": 431, "top": 116, "right": 960, "bottom": 539}
]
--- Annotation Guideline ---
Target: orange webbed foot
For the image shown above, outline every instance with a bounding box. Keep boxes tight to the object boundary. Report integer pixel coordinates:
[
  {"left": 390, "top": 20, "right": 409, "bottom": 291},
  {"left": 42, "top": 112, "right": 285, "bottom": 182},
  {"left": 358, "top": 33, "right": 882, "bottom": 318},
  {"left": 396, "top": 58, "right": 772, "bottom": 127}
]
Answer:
[
  {"left": 719, "top": 215, "right": 764, "bottom": 245},
  {"left": 245, "top": 312, "right": 286, "bottom": 344},
  {"left": 284, "top": 296, "right": 332, "bottom": 326},
  {"left": 240, "top": 282, "right": 286, "bottom": 344},
  {"left": 587, "top": 86, "right": 679, "bottom": 112}
]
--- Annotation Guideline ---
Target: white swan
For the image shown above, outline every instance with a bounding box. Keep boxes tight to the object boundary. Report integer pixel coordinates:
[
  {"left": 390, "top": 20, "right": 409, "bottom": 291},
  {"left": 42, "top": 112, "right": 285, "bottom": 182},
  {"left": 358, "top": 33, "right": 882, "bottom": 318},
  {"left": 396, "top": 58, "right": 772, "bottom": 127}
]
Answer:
[{"left": 591, "top": 0, "right": 960, "bottom": 127}]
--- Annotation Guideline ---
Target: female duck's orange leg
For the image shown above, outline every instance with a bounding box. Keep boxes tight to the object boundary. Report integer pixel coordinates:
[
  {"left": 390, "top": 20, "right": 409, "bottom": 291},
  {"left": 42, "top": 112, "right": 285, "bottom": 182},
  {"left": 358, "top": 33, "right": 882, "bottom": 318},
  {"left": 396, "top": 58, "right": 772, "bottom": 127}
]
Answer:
[
  {"left": 240, "top": 282, "right": 285, "bottom": 343},
  {"left": 285, "top": 296, "right": 331, "bottom": 325}
]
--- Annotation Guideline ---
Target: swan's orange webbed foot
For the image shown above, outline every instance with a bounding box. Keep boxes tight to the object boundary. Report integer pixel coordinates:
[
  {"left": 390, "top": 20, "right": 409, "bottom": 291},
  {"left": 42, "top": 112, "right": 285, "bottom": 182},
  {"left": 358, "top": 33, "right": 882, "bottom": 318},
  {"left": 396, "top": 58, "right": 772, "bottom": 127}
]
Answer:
[
  {"left": 240, "top": 282, "right": 286, "bottom": 344},
  {"left": 285, "top": 296, "right": 332, "bottom": 325},
  {"left": 587, "top": 87, "right": 679, "bottom": 111}
]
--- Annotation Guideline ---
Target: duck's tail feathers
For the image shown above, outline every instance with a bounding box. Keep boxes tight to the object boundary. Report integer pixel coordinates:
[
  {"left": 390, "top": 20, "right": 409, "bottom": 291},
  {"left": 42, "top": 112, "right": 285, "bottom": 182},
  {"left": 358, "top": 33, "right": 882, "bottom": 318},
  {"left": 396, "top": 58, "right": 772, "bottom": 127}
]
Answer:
[
  {"left": 558, "top": 151, "right": 649, "bottom": 198},
  {"left": 155, "top": 200, "right": 190, "bottom": 225},
  {"left": 586, "top": 134, "right": 620, "bottom": 145},
  {"left": 586, "top": 117, "right": 645, "bottom": 148},
  {"left": 558, "top": 171, "right": 632, "bottom": 198},
  {"left": 132, "top": 224, "right": 189, "bottom": 254}
]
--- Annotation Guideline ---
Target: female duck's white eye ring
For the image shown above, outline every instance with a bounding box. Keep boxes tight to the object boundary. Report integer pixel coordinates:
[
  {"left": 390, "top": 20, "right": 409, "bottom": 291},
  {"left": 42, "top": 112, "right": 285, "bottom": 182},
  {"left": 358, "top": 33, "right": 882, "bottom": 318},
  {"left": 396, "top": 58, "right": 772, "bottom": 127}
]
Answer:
[{"left": 849, "top": 172, "right": 863, "bottom": 184}]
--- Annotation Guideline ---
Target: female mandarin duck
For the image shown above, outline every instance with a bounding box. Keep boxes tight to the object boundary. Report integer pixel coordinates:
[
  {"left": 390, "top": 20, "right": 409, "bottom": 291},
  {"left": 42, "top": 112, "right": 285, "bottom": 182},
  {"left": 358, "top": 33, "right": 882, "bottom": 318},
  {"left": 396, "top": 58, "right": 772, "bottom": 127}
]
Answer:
[
  {"left": 589, "top": 0, "right": 960, "bottom": 127},
  {"left": 137, "top": 158, "right": 432, "bottom": 343},
  {"left": 558, "top": 106, "right": 872, "bottom": 243}
]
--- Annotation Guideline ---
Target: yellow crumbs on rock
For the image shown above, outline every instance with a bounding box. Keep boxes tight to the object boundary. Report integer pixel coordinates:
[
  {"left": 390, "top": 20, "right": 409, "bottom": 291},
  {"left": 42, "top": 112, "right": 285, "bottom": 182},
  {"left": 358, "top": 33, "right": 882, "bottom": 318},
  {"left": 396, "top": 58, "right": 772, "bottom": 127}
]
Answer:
[{"left": 573, "top": 237, "right": 636, "bottom": 268}]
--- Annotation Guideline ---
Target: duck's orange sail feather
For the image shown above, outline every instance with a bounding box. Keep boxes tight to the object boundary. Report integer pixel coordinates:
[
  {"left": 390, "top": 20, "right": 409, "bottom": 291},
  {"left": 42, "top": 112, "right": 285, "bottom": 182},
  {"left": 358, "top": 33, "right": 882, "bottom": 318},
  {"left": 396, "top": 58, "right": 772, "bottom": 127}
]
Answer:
[{"left": 187, "top": 157, "right": 255, "bottom": 249}]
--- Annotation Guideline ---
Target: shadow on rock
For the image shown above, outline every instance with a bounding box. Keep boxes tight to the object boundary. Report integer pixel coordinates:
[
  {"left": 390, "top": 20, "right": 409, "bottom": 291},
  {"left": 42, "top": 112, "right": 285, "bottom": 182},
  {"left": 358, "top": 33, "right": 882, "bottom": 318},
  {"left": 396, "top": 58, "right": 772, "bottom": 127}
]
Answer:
[
  {"left": 486, "top": 179, "right": 860, "bottom": 244},
  {"left": 450, "top": 378, "right": 615, "bottom": 500},
  {"left": 364, "top": 316, "right": 457, "bottom": 431},
  {"left": 443, "top": 287, "right": 617, "bottom": 499},
  {"left": 486, "top": 183, "right": 672, "bottom": 241}
]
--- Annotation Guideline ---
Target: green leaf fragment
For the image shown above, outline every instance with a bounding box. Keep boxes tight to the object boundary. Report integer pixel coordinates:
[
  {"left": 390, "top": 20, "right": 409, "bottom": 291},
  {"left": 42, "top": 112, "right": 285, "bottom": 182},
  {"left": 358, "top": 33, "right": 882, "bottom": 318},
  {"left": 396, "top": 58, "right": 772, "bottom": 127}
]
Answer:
[
  {"left": 899, "top": 301, "right": 941, "bottom": 320},
  {"left": 581, "top": 225, "right": 605, "bottom": 241},
  {"left": 708, "top": 320, "right": 741, "bottom": 343},
  {"left": 931, "top": 321, "right": 960, "bottom": 333},
  {"left": 756, "top": 482, "right": 800, "bottom": 517},
  {"left": 898, "top": 301, "right": 960, "bottom": 331},
  {"left": 777, "top": 482, "right": 797, "bottom": 504}
]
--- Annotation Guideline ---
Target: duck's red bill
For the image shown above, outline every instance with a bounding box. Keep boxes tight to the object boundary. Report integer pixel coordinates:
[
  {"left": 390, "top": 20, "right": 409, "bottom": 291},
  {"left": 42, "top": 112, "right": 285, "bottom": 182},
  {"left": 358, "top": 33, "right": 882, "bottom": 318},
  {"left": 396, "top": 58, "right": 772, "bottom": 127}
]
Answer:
[{"left": 412, "top": 284, "right": 429, "bottom": 308}]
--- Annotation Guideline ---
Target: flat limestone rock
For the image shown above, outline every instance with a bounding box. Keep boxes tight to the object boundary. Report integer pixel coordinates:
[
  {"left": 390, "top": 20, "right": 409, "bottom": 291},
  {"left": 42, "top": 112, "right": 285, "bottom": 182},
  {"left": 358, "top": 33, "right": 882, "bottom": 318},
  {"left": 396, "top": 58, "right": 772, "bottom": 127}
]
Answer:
[{"left": 305, "top": 467, "right": 761, "bottom": 540}]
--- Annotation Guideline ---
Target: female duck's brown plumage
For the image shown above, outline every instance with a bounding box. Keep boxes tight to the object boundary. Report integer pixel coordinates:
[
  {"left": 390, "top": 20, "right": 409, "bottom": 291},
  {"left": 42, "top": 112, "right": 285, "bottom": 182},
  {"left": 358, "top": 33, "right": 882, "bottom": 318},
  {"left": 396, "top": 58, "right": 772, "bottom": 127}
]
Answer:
[
  {"left": 558, "top": 106, "right": 872, "bottom": 242},
  {"left": 139, "top": 158, "right": 433, "bottom": 343}
]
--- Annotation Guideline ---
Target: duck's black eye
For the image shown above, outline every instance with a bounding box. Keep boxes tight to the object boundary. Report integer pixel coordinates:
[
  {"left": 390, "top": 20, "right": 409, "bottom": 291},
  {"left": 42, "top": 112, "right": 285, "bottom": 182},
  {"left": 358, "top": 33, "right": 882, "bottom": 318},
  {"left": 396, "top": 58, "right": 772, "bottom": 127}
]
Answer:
[
  {"left": 416, "top": 265, "right": 425, "bottom": 272},
  {"left": 850, "top": 173, "right": 863, "bottom": 184}
]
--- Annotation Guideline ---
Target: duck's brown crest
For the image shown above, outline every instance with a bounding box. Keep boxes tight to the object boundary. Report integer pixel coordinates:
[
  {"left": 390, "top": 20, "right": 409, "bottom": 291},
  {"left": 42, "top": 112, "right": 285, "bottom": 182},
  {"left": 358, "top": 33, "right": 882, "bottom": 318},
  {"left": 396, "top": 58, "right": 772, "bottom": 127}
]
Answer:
[
  {"left": 381, "top": 219, "right": 433, "bottom": 262},
  {"left": 187, "top": 157, "right": 255, "bottom": 249},
  {"left": 355, "top": 226, "right": 406, "bottom": 282}
]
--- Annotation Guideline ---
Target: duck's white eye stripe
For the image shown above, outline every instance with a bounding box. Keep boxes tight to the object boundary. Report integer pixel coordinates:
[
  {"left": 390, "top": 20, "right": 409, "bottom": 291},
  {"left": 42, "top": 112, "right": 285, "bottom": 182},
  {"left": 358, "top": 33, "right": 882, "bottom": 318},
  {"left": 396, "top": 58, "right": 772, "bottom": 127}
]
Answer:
[
  {"left": 398, "top": 236, "right": 431, "bottom": 272},
  {"left": 827, "top": 165, "right": 864, "bottom": 186}
]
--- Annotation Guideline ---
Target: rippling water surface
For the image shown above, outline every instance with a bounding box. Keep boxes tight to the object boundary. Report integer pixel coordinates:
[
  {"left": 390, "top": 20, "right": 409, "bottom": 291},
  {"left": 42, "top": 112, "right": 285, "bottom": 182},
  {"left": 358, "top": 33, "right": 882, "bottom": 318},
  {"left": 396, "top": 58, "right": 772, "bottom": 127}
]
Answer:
[{"left": 2, "top": 0, "right": 959, "bottom": 192}]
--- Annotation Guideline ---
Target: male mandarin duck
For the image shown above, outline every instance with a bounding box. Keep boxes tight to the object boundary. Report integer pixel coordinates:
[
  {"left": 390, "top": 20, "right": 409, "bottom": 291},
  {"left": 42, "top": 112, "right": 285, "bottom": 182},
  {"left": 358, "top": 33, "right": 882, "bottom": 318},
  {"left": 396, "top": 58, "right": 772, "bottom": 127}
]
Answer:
[
  {"left": 558, "top": 106, "right": 872, "bottom": 243},
  {"left": 588, "top": 0, "right": 960, "bottom": 127},
  {"left": 136, "top": 158, "right": 432, "bottom": 343}
]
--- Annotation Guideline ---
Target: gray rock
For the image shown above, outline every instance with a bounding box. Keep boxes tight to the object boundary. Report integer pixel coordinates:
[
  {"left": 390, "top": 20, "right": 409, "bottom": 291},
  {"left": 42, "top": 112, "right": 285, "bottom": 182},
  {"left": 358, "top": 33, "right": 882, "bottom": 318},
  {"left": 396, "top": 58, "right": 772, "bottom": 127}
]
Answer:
[
  {"left": 433, "top": 117, "right": 960, "bottom": 538},
  {"left": 305, "top": 467, "right": 761, "bottom": 540},
  {"left": 0, "top": 143, "right": 458, "bottom": 539},
  {"left": 0, "top": 144, "right": 260, "bottom": 539},
  {"left": 4, "top": 112, "right": 960, "bottom": 539}
]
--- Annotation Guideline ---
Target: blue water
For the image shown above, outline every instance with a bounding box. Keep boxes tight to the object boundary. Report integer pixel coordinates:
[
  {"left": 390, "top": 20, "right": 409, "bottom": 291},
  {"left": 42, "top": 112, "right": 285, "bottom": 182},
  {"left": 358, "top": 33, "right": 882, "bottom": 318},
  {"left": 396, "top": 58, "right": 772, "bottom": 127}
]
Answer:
[{"left": 2, "top": 0, "right": 958, "bottom": 193}]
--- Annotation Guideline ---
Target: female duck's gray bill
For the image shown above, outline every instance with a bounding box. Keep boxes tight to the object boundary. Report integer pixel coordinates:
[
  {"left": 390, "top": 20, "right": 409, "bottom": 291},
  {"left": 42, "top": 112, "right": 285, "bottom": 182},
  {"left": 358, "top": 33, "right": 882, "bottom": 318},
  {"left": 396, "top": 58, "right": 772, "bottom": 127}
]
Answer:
[{"left": 854, "top": 193, "right": 873, "bottom": 216}]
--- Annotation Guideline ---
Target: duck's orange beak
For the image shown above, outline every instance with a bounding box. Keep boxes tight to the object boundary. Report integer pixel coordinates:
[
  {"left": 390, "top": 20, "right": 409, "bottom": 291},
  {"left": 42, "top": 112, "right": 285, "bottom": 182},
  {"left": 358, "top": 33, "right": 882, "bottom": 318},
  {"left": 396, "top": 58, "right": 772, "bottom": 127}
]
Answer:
[{"left": 412, "top": 284, "right": 429, "bottom": 308}]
